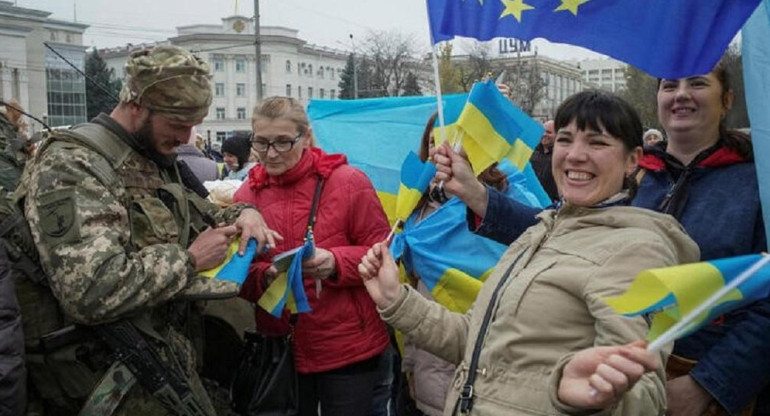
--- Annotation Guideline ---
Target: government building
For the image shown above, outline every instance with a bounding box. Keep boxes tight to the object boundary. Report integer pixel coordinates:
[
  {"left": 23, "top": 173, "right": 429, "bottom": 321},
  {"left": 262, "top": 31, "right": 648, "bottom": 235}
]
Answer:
[{"left": 101, "top": 15, "right": 348, "bottom": 144}]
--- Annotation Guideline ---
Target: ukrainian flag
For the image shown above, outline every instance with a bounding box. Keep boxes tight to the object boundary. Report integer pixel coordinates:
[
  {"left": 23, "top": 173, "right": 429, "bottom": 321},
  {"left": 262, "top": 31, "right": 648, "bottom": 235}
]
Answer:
[
  {"left": 257, "top": 238, "right": 314, "bottom": 317},
  {"left": 390, "top": 168, "right": 546, "bottom": 313},
  {"left": 309, "top": 94, "right": 467, "bottom": 225},
  {"left": 438, "top": 80, "right": 544, "bottom": 179},
  {"left": 200, "top": 238, "right": 257, "bottom": 284},
  {"left": 395, "top": 151, "right": 437, "bottom": 223},
  {"left": 605, "top": 254, "right": 770, "bottom": 341}
]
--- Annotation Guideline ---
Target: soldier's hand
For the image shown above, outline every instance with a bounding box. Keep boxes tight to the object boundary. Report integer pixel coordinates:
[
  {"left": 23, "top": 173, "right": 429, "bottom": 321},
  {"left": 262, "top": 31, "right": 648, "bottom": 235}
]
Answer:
[
  {"left": 188, "top": 225, "right": 238, "bottom": 271},
  {"left": 235, "top": 208, "right": 282, "bottom": 255}
]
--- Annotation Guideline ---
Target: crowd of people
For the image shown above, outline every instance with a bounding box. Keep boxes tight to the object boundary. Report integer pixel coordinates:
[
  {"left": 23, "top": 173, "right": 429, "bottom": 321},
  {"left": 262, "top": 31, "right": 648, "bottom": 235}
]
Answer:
[{"left": 0, "top": 42, "right": 767, "bottom": 416}]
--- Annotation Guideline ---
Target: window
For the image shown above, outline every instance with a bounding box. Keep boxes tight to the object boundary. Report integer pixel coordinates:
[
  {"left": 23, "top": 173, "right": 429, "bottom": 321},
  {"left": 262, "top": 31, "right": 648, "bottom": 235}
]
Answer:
[
  {"left": 260, "top": 55, "right": 270, "bottom": 73},
  {"left": 298, "top": 86, "right": 302, "bottom": 99},
  {"left": 328, "top": 66, "right": 334, "bottom": 80},
  {"left": 320, "top": 88, "right": 325, "bottom": 99},
  {"left": 216, "top": 131, "right": 226, "bottom": 142},
  {"left": 285, "top": 60, "right": 292, "bottom": 73},
  {"left": 318, "top": 67, "right": 324, "bottom": 79},
  {"left": 308, "top": 87, "right": 313, "bottom": 98},
  {"left": 330, "top": 89, "right": 335, "bottom": 99},
  {"left": 213, "top": 58, "right": 224, "bottom": 72},
  {"left": 308, "top": 64, "right": 313, "bottom": 77},
  {"left": 66, "top": 33, "right": 72, "bottom": 43},
  {"left": 237, "top": 107, "right": 247, "bottom": 120},
  {"left": 215, "top": 83, "right": 225, "bottom": 96},
  {"left": 286, "top": 84, "right": 292, "bottom": 97},
  {"left": 236, "top": 83, "right": 246, "bottom": 96},
  {"left": 236, "top": 59, "right": 246, "bottom": 72},
  {"left": 216, "top": 107, "right": 226, "bottom": 120}
]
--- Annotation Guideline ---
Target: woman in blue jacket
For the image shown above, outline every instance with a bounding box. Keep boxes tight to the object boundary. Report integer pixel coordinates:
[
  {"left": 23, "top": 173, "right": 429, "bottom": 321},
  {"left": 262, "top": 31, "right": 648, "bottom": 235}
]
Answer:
[{"left": 434, "top": 60, "right": 768, "bottom": 416}]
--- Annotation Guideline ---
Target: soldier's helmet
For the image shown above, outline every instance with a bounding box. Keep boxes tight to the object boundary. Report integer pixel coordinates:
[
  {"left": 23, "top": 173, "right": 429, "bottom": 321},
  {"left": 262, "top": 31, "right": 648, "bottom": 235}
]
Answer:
[{"left": 119, "top": 45, "right": 212, "bottom": 121}]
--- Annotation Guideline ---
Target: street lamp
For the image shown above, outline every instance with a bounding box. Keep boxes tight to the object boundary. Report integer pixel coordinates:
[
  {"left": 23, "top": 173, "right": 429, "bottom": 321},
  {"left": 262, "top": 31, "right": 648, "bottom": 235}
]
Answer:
[{"left": 350, "top": 34, "right": 358, "bottom": 99}]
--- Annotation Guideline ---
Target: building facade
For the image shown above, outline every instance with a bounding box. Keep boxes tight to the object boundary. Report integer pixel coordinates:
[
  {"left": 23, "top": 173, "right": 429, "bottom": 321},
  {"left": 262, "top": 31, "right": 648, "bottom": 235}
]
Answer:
[
  {"left": 451, "top": 53, "right": 587, "bottom": 121},
  {"left": 0, "top": 1, "right": 87, "bottom": 131},
  {"left": 579, "top": 58, "right": 628, "bottom": 93},
  {"left": 101, "top": 16, "right": 348, "bottom": 144}
]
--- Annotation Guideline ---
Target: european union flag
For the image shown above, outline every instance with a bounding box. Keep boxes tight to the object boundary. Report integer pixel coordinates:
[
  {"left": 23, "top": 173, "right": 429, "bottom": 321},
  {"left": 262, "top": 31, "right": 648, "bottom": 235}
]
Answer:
[
  {"left": 427, "top": 0, "right": 762, "bottom": 79},
  {"left": 604, "top": 254, "right": 770, "bottom": 342},
  {"left": 200, "top": 238, "right": 257, "bottom": 284}
]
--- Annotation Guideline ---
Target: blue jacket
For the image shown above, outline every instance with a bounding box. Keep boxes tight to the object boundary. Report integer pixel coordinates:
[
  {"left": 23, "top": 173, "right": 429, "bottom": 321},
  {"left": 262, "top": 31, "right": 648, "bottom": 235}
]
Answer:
[{"left": 478, "top": 142, "right": 769, "bottom": 415}]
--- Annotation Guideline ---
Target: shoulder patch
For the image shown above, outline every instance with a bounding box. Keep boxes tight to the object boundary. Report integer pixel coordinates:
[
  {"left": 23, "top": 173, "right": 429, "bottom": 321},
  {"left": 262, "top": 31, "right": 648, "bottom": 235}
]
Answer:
[{"left": 37, "top": 187, "right": 80, "bottom": 244}]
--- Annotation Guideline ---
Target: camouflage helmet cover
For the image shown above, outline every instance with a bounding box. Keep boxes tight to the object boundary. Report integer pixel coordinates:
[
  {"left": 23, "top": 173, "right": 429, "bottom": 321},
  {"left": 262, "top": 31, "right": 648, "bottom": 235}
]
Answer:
[{"left": 119, "top": 45, "right": 212, "bottom": 121}]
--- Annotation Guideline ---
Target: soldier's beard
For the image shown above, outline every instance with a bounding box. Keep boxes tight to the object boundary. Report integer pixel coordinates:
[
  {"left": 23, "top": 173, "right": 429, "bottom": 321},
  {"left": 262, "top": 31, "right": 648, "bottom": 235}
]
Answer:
[{"left": 134, "top": 116, "right": 176, "bottom": 168}]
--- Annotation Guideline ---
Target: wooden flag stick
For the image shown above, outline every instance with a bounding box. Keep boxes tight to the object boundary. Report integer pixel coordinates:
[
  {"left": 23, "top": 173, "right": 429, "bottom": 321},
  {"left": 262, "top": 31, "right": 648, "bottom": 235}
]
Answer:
[
  {"left": 647, "top": 253, "right": 770, "bottom": 352},
  {"left": 385, "top": 219, "right": 402, "bottom": 245}
]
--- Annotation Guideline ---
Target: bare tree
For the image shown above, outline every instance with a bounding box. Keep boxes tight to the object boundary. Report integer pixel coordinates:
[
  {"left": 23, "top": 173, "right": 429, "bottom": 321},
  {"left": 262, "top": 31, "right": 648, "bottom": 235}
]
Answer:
[
  {"left": 458, "top": 41, "right": 500, "bottom": 92},
  {"left": 437, "top": 42, "right": 463, "bottom": 94},
  {"left": 509, "top": 58, "right": 546, "bottom": 115},
  {"left": 362, "top": 29, "right": 417, "bottom": 97},
  {"left": 620, "top": 65, "right": 660, "bottom": 129}
]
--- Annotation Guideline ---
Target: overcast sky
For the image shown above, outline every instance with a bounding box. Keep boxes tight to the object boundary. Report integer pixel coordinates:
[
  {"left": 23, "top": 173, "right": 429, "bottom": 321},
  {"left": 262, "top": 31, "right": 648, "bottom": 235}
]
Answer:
[{"left": 17, "top": 0, "right": 602, "bottom": 61}]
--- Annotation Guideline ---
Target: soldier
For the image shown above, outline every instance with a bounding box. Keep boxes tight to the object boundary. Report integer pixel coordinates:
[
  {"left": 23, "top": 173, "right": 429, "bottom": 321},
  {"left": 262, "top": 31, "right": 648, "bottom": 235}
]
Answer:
[{"left": 21, "top": 45, "right": 276, "bottom": 415}]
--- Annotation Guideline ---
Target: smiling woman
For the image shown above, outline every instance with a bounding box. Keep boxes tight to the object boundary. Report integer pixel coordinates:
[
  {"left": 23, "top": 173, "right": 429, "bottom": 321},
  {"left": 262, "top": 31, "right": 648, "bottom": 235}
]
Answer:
[
  {"left": 551, "top": 91, "right": 643, "bottom": 207},
  {"left": 360, "top": 90, "right": 699, "bottom": 416}
]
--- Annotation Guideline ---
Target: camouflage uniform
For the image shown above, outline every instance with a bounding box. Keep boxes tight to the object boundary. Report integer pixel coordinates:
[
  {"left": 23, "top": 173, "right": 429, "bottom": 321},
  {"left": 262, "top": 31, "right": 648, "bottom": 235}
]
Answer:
[
  {"left": 0, "top": 111, "right": 25, "bottom": 191},
  {"left": 22, "top": 45, "right": 248, "bottom": 415}
]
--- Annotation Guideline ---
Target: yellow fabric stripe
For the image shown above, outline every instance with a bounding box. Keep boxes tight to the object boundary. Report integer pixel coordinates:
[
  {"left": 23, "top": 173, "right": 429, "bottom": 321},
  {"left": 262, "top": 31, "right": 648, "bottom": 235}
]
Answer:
[
  {"left": 460, "top": 104, "right": 514, "bottom": 176},
  {"left": 605, "top": 262, "right": 743, "bottom": 341},
  {"left": 377, "top": 191, "right": 397, "bottom": 226},
  {"left": 257, "top": 271, "right": 289, "bottom": 313},
  {"left": 432, "top": 267, "right": 484, "bottom": 313},
  {"left": 396, "top": 184, "right": 425, "bottom": 222},
  {"left": 199, "top": 241, "right": 240, "bottom": 279},
  {"left": 505, "top": 139, "right": 535, "bottom": 171}
]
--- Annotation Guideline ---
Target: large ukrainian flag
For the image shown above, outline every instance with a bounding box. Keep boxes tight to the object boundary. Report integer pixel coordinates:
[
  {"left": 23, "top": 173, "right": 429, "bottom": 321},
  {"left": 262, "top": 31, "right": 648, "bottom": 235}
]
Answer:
[
  {"left": 605, "top": 254, "right": 770, "bottom": 341},
  {"left": 309, "top": 94, "right": 468, "bottom": 224},
  {"left": 390, "top": 167, "right": 546, "bottom": 313}
]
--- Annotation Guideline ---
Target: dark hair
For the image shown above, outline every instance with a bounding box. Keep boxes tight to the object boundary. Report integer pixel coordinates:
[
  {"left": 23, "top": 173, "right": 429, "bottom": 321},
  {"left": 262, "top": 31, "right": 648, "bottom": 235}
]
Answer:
[
  {"left": 710, "top": 59, "right": 753, "bottom": 160},
  {"left": 555, "top": 90, "right": 643, "bottom": 152},
  {"left": 414, "top": 112, "right": 509, "bottom": 212},
  {"left": 555, "top": 90, "right": 643, "bottom": 196},
  {"left": 221, "top": 132, "right": 251, "bottom": 171}
]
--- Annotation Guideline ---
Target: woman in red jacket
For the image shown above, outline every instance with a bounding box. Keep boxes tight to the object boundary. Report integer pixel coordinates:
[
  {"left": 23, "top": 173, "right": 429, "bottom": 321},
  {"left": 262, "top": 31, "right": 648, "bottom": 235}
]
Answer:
[{"left": 234, "top": 96, "right": 391, "bottom": 416}]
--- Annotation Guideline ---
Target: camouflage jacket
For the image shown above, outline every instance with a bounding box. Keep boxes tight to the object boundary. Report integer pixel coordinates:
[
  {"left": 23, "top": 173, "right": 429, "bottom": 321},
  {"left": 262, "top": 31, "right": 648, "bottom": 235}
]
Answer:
[{"left": 22, "top": 116, "right": 249, "bottom": 414}]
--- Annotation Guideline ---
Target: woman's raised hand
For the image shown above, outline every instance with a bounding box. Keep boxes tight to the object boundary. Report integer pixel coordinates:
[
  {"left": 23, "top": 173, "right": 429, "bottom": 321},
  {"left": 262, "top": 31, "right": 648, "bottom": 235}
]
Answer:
[
  {"left": 358, "top": 242, "right": 402, "bottom": 309},
  {"left": 557, "top": 340, "right": 659, "bottom": 410},
  {"left": 433, "top": 144, "right": 488, "bottom": 217}
]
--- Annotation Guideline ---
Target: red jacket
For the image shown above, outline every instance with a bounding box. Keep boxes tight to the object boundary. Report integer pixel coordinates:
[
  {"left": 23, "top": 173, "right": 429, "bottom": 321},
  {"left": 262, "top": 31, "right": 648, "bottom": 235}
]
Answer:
[{"left": 235, "top": 147, "right": 390, "bottom": 373}]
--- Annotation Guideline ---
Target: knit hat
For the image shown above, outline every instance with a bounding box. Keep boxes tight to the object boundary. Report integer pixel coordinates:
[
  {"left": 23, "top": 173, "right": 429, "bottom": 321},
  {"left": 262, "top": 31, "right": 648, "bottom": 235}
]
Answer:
[
  {"left": 119, "top": 45, "right": 212, "bottom": 121},
  {"left": 221, "top": 132, "right": 252, "bottom": 170},
  {"left": 643, "top": 128, "right": 664, "bottom": 144}
]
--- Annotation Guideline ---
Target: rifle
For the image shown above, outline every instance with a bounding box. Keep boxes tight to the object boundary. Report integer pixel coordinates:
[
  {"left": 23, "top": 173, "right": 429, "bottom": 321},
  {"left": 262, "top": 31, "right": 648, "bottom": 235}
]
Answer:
[{"left": 93, "top": 320, "right": 214, "bottom": 416}]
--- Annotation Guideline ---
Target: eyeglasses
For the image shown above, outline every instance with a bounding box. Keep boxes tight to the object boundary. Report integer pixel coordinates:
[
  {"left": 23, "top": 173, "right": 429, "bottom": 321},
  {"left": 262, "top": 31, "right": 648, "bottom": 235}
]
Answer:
[{"left": 251, "top": 132, "right": 302, "bottom": 153}]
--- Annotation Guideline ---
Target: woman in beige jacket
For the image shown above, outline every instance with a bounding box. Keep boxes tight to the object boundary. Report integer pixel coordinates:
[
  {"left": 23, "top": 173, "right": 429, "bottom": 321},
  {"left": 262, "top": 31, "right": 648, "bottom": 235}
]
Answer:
[{"left": 360, "top": 90, "right": 699, "bottom": 416}]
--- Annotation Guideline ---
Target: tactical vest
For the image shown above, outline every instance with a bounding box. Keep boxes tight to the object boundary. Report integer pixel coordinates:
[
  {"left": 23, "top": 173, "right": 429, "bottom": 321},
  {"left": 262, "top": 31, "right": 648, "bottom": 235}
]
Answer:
[{"left": 13, "top": 123, "right": 234, "bottom": 412}]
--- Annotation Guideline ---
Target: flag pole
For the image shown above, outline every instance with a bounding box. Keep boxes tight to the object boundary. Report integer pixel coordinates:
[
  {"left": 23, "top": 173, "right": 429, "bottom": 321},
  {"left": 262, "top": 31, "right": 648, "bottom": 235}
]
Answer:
[
  {"left": 647, "top": 253, "right": 770, "bottom": 352},
  {"left": 386, "top": 220, "right": 401, "bottom": 245},
  {"left": 426, "top": 0, "right": 447, "bottom": 144}
]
